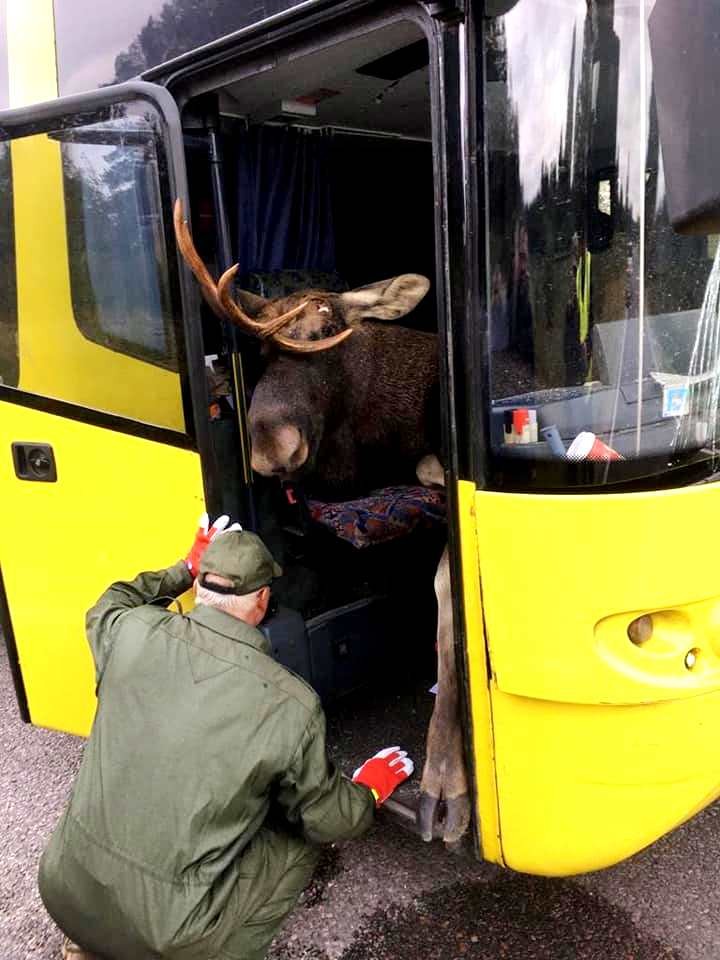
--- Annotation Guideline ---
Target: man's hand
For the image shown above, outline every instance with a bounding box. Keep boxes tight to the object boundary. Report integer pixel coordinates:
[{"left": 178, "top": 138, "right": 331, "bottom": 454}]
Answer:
[
  {"left": 352, "top": 747, "right": 414, "bottom": 806},
  {"left": 185, "top": 513, "right": 242, "bottom": 577}
]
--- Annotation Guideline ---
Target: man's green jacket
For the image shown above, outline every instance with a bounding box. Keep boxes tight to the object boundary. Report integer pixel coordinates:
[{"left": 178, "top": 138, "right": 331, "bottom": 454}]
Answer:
[{"left": 39, "top": 562, "right": 374, "bottom": 957}]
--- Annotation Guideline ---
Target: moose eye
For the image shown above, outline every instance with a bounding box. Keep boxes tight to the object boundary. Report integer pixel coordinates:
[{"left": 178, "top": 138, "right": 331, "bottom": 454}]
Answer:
[{"left": 317, "top": 304, "right": 331, "bottom": 315}]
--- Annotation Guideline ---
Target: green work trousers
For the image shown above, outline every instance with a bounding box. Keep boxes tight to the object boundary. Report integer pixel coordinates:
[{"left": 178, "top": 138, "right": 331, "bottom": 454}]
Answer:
[
  {"left": 212, "top": 827, "right": 321, "bottom": 960},
  {"left": 41, "top": 826, "right": 320, "bottom": 960}
]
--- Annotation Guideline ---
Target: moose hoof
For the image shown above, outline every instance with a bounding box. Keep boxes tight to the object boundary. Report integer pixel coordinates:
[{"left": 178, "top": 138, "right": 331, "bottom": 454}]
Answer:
[
  {"left": 443, "top": 794, "right": 472, "bottom": 844},
  {"left": 418, "top": 791, "right": 439, "bottom": 842},
  {"left": 417, "top": 791, "right": 471, "bottom": 845}
]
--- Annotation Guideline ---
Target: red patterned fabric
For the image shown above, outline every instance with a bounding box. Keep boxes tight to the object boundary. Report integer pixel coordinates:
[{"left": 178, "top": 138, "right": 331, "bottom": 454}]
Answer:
[{"left": 308, "top": 485, "right": 446, "bottom": 549}]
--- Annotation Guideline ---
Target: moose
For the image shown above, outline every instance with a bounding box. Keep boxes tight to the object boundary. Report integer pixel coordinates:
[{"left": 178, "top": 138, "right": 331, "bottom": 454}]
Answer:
[{"left": 174, "top": 200, "right": 470, "bottom": 844}]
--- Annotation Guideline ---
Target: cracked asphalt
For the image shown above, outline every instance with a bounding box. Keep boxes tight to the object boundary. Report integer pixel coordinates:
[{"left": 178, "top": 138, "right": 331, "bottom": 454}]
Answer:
[{"left": 3, "top": 640, "right": 720, "bottom": 960}]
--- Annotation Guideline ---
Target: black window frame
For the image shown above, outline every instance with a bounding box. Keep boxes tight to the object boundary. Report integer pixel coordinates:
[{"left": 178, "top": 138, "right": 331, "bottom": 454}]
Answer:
[{"left": 57, "top": 118, "right": 181, "bottom": 372}]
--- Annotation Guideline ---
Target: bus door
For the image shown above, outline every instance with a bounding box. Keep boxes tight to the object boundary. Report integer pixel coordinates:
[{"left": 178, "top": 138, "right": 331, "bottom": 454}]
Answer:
[{"left": 0, "top": 83, "right": 209, "bottom": 736}]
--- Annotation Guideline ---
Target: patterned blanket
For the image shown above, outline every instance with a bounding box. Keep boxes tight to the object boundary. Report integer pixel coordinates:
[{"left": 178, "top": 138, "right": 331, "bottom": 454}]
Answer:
[{"left": 308, "top": 485, "right": 446, "bottom": 549}]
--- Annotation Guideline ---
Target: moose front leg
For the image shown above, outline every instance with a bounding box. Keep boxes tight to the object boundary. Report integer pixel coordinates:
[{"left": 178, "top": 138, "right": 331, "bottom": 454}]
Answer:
[{"left": 418, "top": 546, "right": 471, "bottom": 844}]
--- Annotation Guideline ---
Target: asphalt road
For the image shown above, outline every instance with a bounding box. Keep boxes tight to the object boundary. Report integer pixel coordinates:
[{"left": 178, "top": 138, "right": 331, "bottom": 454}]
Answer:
[{"left": 3, "top": 640, "right": 720, "bottom": 960}]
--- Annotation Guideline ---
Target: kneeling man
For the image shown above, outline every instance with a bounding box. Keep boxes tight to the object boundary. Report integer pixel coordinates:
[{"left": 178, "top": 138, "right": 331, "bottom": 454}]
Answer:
[{"left": 39, "top": 516, "right": 412, "bottom": 960}]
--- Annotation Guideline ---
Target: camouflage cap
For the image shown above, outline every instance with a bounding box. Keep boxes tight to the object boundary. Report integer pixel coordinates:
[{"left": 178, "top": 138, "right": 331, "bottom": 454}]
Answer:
[{"left": 199, "top": 531, "right": 282, "bottom": 595}]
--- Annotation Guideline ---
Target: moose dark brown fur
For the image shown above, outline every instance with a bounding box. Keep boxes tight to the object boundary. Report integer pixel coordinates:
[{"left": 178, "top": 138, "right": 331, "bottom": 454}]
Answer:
[
  {"left": 235, "top": 285, "right": 439, "bottom": 496},
  {"left": 174, "top": 200, "right": 469, "bottom": 844}
]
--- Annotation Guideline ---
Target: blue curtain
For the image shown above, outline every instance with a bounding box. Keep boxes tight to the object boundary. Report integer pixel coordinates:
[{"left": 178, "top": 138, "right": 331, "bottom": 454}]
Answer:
[{"left": 236, "top": 126, "right": 336, "bottom": 274}]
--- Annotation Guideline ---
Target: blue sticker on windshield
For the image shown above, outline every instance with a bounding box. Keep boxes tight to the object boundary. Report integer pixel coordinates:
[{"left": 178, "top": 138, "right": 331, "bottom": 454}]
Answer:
[{"left": 662, "top": 384, "right": 690, "bottom": 418}]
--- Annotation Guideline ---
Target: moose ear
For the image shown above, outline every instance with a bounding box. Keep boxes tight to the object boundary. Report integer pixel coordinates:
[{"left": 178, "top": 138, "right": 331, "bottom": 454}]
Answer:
[
  {"left": 234, "top": 289, "right": 270, "bottom": 318},
  {"left": 341, "top": 274, "right": 430, "bottom": 323}
]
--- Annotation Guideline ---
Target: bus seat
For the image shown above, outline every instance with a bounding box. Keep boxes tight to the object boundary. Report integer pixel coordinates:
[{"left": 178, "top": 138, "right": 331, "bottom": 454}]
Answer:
[{"left": 307, "top": 485, "right": 446, "bottom": 549}]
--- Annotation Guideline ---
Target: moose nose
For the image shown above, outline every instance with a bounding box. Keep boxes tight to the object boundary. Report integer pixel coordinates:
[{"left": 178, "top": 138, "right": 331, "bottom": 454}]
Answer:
[{"left": 250, "top": 423, "right": 309, "bottom": 476}]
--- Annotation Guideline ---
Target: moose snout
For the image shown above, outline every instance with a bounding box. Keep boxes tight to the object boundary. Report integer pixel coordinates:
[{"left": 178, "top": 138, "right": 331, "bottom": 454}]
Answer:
[{"left": 250, "top": 422, "right": 310, "bottom": 478}]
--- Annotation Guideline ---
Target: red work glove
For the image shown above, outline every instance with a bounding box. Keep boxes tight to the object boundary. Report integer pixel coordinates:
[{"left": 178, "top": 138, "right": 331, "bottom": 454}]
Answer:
[
  {"left": 185, "top": 513, "right": 242, "bottom": 577},
  {"left": 353, "top": 747, "right": 414, "bottom": 806}
]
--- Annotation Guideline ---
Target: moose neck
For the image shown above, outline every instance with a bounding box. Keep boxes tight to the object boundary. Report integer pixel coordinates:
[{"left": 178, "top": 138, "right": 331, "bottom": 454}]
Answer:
[{"left": 311, "top": 322, "right": 439, "bottom": 496}]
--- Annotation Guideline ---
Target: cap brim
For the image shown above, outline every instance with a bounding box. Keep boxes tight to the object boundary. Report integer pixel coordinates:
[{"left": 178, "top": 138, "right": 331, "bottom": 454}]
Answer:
[{"left": 272, "top": 561, "right": 283, "bottom": 578}]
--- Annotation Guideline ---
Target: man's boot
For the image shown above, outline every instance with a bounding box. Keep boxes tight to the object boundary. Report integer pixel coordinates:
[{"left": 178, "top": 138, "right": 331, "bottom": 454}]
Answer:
[{"left": 62, "top": 937, "right": 100, "bottom": 960}]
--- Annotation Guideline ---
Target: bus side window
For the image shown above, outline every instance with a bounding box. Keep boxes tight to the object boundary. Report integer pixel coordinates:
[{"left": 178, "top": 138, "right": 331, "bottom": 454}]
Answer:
[
  {"left": 0, "top": 140, "right": 19, "bottom": 388},
  {"left": 5, "top": 103, "right": 187, "bottom": 435},
  {"left": 62, "top": 128, "right": 178, "bottom": 372}
]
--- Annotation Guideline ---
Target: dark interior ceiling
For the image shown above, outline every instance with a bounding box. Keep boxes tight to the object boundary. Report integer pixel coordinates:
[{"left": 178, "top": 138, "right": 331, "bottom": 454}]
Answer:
[{"left": 219, "top": 21, "right": 431, "bottom": 140}]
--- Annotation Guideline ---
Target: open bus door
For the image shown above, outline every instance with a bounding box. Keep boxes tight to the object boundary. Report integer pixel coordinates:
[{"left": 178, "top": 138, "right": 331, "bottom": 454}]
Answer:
[{"left": 0, "top": 83, "right": 209, "bottom": 736}]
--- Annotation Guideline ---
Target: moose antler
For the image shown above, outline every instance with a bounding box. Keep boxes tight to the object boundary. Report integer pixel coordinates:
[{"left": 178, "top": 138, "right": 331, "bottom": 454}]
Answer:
[
  {"left": 173, "top": 199, "right": 353, "bottom": 354},
  {"left": 217, "top": 265, "right": 309, "bottom": 339}
]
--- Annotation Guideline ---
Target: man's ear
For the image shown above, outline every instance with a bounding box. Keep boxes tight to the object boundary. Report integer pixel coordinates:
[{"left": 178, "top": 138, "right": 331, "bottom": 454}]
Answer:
[
  {"left": 256, "top": 586, "right": 271, "bottom": 613},
  {"left": 340, "top": 274, "right": 430, "bottom": 323},
  {"left": 235, "top": 289, "right": 270, "bottom": 317}
]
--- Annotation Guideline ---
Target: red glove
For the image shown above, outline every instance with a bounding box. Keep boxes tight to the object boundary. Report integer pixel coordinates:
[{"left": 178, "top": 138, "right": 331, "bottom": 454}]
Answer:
[
  {"left": 353, "top": 747, "right": 414, "bottom": 806},
  {"left": 185, "top": 513, "right": 241, "bottom": 577}
]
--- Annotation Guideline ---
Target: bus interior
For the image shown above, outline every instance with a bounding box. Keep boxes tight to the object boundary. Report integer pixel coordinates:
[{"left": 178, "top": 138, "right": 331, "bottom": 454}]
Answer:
[{"left": 178, "top": 20, "right": 444, "bottom": 814}]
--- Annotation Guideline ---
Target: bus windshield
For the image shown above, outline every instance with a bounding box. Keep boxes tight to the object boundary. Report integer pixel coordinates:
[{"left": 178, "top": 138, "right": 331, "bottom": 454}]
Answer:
[{"left": 483, "top": 0, "right": 720, "bottom": 489}]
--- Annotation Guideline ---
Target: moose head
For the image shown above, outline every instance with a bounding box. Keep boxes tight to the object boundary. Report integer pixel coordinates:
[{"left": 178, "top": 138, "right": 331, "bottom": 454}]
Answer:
[{"left": 175, "top": 200, "right": 433, "bottom": 489}]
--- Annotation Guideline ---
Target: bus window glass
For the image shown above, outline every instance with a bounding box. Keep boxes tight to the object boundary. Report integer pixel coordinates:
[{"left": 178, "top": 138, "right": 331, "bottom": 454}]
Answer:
[
  {"left": 483, "top": 0, "right": 720, "bottom": 488},
  {"left": 62, "top": 115, "right": 178, "bottom": 370},
  {"left": 6, "top": 101, "right": 186, "bottom": 433},
  {"left": 0, "top": 140, "right": 18, "bottom": 387}
]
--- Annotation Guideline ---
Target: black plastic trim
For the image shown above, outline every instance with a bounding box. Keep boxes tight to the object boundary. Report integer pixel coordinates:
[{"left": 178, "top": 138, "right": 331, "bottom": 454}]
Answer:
[
  {"left": 0, "top": 81, "right": 166, "bottom": 140},
  {"left": 430, "top": 9, "right": 487, "bottom": 860},
  {"left": 0, "top": 384, "right": 195, "bottom": 450},
  {"left": 0, "top": 565, "right": 30, "bottom": 723},
  {"left": 487, "top": 454, "right": 720, "bottom": 495}
]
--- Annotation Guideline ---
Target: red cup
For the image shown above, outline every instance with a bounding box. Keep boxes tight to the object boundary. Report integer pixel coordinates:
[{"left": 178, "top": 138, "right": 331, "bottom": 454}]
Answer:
[
  {"left": 512, "top": 408, "right": 530, "bottom": 435},
  {"left": 566, "top": 431, "right": 623, "bottom": 462}
]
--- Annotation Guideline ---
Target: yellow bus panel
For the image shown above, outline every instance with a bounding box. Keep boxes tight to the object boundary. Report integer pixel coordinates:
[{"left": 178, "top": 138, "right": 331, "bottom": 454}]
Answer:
[
  {"left": 0, "top": 400, "right": 204, "bottom": 736},
  {"left": 465, "top": 482, "right": 720, "bottom": 874}
]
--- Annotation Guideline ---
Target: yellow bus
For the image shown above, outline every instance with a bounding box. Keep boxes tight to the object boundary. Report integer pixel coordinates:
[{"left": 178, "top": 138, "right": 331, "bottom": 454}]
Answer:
[{"left": 2, "top": 0, "right": 720, "bottom": 876}]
